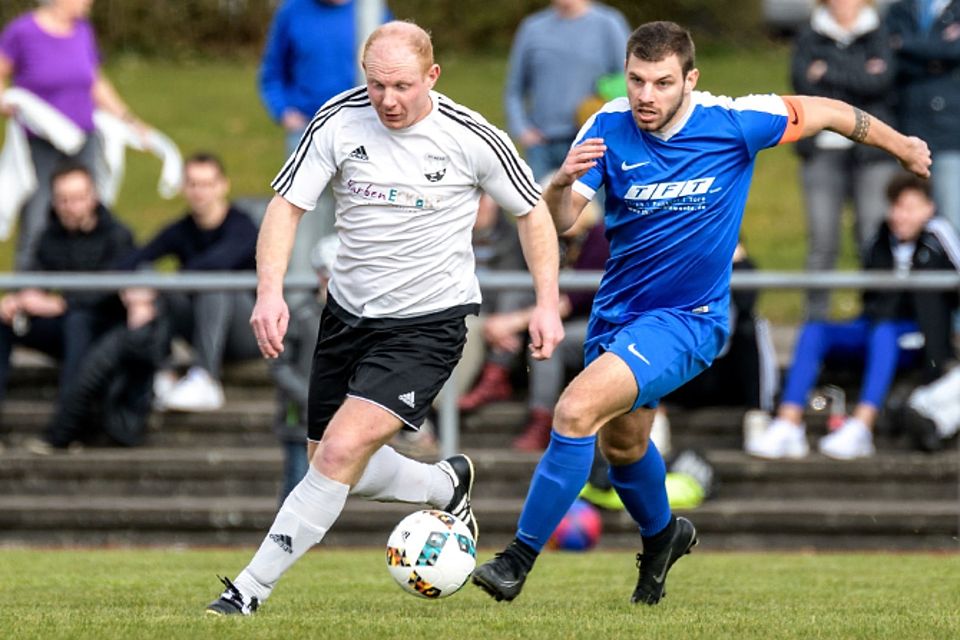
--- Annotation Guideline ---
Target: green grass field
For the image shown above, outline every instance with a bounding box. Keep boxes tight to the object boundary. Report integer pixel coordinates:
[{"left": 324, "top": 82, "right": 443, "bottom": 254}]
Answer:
[
  {"left": 2, "top": 548, "right": 958, "bottom": 639},
  {"left": 0, "top": 45, "right": 865, "bottom": 320}
]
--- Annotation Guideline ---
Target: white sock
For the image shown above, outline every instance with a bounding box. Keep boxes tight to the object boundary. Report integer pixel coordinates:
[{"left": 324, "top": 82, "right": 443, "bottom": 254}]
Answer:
[
  {"left": 233, "top": 466, "right": 349, "bottom": 603},
  {"left": 350, "top": 445, "right": 453, "bottom": 507}
]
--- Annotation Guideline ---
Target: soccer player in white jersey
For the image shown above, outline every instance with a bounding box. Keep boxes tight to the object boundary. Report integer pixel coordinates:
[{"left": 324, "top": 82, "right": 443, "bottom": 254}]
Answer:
[
  {"left": 206, "top": 21, "right": 564, "bottom": 615},
  {"left": 473, "top": 20, "right": 931, "bottom": 605}
]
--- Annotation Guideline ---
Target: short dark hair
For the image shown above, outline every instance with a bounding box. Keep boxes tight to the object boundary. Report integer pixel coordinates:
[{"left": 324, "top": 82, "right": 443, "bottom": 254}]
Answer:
[
  {"left": 886, "top": 173, "right": 932, "bottom": 204},
  {"left": 626, "top": 21, "right": 696, "bottom": 76},
  {"left": 184, "top": 151, "right": 227, "bottom": 176},
  {"left": 50, "top": 161, "right": 94, "bottom": 189}
]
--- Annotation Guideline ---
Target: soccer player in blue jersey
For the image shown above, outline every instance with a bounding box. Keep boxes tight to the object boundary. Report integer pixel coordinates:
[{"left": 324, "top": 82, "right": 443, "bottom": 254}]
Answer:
[{"left": 473, "top": 20, "right": 931, "bottom": 605}]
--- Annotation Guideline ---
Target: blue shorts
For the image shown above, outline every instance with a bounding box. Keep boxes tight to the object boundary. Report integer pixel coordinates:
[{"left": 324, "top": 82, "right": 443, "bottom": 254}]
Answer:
[{"left": 584, "top": 305, "right": 728, "bottom": 411}]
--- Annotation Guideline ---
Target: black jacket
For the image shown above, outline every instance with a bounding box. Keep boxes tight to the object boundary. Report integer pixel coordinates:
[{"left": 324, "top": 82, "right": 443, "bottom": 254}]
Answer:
[
  {"left": 886, "top": 0, "right": 960, "bottom": 151},
  {"left": 862, "top": 218, "right": 960, "bottom": 379},
  {"left": 32, "top": 204, "right": 135, "bottom": 315},
  {"left": 791, "top": 14, "right": 896, "bottom": 162}
]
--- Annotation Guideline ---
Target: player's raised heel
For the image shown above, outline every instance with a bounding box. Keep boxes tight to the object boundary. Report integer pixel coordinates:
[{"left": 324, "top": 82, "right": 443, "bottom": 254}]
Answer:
[
  {"left": 205, "top": 576, "right": 259, "bottom": 616},
  {"left": 472, "top": 551, "right": 529, "bottom": 602},
  {"left": 438, "top": 454, "right": 478, "bottom": 542},
  {"left": 631, "top": 516, "right": 698, "bottom": 605}
]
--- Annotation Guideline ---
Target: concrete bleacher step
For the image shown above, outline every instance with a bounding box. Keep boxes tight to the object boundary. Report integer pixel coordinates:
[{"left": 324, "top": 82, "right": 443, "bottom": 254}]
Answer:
[
  {"left": 3, "top": 346, "right": 959, "bottom": 550},
  {"left": 4, "top": 447, "right": 955, "bottom": 502},
  {"left": 0, "top": 494, "right": 956, "bottom": 550}
]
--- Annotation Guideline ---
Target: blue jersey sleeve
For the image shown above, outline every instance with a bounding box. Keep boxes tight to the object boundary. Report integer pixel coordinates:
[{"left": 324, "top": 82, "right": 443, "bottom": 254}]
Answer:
[
  {"left": 572, "top": 102, "right": 619, "bottom": 199},
  {"left": 727, "top": 94, "right": 790, "bottom": 157}
]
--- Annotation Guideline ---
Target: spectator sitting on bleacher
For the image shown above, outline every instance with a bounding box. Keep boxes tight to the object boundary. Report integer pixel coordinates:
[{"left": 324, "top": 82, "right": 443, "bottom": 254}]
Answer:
[
  {"left": 117, "top": 152, "right": 259, "bottom": 412},
  {"left": 495, "top": 201, "right": 606, "bottom": 451},
  {"left": 26, "top": 287, "right": 172, "bottom": 454},
  {"left": 747, "top": 173, "right": 960, "bottom": 460},
  {"left": 0, "top": 162, "right": 133, "bottom": 434},
  {"left": 456, "top": 194, "right": 535, "bottom": 412}
]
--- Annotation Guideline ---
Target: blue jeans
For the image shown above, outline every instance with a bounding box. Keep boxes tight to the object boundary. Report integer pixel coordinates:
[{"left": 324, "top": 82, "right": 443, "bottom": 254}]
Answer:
[
  {"left": 781, "top": 317, "right": 920, "bottom": 410},
  {"left": 279, "top": 440, "right": 308, "bottom": 506}
]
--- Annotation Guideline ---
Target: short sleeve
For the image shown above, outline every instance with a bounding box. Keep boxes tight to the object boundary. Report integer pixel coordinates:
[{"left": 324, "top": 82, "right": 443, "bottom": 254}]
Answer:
[
  {"left": 472, "top": 117, "right": 542, "bottom": 216},
  {"left": 0, "top": 19, "right": 21, "bottom": 66},
  {"left": 727, "top": 94, "right": 791, "bottom": 157},
  {"left": 271, "top": 113, "right": 339, "bottom": 211},
  {"left": 571, "top": 110, "right": 606, "bottom": 201}
]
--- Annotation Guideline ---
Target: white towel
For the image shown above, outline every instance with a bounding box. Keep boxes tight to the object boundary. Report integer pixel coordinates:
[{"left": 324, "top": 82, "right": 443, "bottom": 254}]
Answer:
[
  {"left": 0, "top": 87, "right": 86, "bottom": 240},
  {"left": 92, "top": 110, "right": 183, "bottom": 206}
]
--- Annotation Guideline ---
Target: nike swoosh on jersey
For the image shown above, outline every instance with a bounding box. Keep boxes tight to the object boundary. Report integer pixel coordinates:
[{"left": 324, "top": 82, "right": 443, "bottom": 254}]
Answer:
[
  {"left": 627, "top": 343, "right": 651, "bottom": 365},
  {"left": 621, "top": 161, "right": 650, "bottom": 171}
]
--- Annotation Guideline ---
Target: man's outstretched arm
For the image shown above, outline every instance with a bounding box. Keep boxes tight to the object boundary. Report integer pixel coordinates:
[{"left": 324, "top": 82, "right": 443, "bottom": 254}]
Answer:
[{"left": 784, "top": 95, "right": 932, "bottom": 178}]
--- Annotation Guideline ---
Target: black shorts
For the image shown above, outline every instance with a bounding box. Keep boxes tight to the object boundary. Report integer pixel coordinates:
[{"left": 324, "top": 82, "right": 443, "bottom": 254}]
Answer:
[{"left": 306, "top": 305, "right": 468, "bottom": 441}]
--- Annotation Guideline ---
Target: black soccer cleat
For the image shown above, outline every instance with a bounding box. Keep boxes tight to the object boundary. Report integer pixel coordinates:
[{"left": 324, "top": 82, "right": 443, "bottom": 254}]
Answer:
[
  {"left": 631, "top": 516, "right": 698, "bottom": 605},
  {"left": 438, "top": 454, "right": 479, "bottom": 541},
  {"left": 472, "top": 550, "right": 529, "bottom": 602},
  {"left": 205, "top": 576, "right": 259, "bottom": 616}
]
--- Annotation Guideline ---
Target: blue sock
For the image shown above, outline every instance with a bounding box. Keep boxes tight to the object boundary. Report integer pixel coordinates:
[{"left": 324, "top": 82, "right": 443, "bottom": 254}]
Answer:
[
  {"left": 608, "top": 441, "right": 672, "bottom": 536},
  {"left": 516, "top": 430, "right": 597, "bottom": 552}
]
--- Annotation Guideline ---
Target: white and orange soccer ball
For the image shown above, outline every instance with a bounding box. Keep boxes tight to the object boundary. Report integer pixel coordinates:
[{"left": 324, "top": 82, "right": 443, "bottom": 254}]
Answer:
[{"left": 385, "top": 509, "right": 477, "bottom": 599}]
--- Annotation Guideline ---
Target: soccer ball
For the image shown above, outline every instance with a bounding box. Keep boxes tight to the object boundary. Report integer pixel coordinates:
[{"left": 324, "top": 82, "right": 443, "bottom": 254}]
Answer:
[{"left": 385, "top": 509, "right": 476, "bottom": 599}]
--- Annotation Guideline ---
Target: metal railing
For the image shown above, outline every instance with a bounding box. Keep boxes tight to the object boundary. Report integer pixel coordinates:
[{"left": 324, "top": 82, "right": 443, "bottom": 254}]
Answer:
[{"left": 2, "top": 268, "right": 958, "bottom": 458}]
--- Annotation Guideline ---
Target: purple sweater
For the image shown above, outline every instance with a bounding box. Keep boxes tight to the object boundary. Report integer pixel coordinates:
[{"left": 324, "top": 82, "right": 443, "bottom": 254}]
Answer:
[{"left": 0, "top": 13, "right": 99, "bottom": 132}]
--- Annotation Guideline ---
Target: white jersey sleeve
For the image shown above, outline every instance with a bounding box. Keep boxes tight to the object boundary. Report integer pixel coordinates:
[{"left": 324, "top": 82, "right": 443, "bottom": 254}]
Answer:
[
  {"left": 271, "top": 87, "right": 370, "bottom": 211},
  {"left": 435, "top": 97, "right": 541, "bottom": 216}
]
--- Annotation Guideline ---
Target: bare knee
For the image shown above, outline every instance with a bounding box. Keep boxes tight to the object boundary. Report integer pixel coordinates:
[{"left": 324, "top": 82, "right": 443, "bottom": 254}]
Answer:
[
  {"left": 312, "top": 437, "right": 355, "bottom": 475},
  {"left": 553, "top": 393, "right": 603, "bottom": 438}
]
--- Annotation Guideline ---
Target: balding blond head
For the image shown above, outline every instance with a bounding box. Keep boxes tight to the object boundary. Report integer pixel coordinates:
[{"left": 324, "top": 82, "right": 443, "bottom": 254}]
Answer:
[{"left": 362, "top": 20, "right": 435, "bottom": 73}]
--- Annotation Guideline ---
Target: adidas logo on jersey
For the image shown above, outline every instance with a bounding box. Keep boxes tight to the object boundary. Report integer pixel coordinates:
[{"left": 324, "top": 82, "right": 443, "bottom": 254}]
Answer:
[
  {"left": 269, "top": 533, "right": 293, "bottom": 554},
  {"left": 398, "top": 391, "right": 416, "bottom": 409},
  {"left": 349, "top": 145, "right": 369, "bottom": 161}
]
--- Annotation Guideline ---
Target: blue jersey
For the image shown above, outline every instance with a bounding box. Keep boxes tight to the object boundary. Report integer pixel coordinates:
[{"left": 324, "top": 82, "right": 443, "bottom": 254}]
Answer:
[{"left": 573, "top": 92, "right": 793, "bottom": 323}]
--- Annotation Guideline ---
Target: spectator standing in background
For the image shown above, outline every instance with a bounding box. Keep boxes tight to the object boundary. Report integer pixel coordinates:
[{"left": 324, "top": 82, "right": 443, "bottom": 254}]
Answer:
[
  {"left": 791, "top": 0, "right": 899, "bottom": 319},
  {"left": 0, "top": 0, "right": 148, "bottom": 271},
  {"left": 259, "top": 0, "right": 390, "bottom": 299},
  {"left": 886, "top": 0, "right": 960, "bottom": 234},
  {"left": 117, "top": 153, "right": 260, "bottom": 413},
  {"left": 0, "top": 162, "right": 133, "bottom": 441},
  {"left": 504, "top": 0, "right": 630, "bottom": 180}
]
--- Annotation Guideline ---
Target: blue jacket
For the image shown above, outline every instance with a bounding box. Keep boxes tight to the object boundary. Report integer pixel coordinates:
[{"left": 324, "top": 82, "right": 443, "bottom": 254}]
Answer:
[{"left": 259, "top": 0, "right": 389, "bottom": 122}]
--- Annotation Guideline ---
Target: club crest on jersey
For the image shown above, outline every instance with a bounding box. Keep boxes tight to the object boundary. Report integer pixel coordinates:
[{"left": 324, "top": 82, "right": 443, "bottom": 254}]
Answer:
[
  {"left": 624, "top": 177, "right": 717, "bottom": 201},
  {"left": 423, "top": 153, "right": 449, "bottom": 183}
]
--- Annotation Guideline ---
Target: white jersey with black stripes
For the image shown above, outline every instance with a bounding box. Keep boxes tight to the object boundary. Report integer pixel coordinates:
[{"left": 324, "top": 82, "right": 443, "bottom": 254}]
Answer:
[{"left": 272, "top": 88, "right": 540, "bottom": 320}]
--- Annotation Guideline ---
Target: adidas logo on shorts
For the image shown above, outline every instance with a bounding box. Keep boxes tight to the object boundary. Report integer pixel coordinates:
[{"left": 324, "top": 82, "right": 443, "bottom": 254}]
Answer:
[
  {"left": 349, "top": 145, "right": 369, "bottom": 161},
  {"left": 398, "top": 391, "right": 416, "bottom": 409}
]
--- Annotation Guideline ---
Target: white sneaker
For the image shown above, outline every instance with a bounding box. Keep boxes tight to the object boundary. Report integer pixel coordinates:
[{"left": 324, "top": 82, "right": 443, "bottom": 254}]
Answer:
[
  {"left": 163, "top": 367, "right": 225, "bottom": 412},
  {"left": 152, "top": 369, "right": 178, "bottom": 411},
  {"left": 818, "top": 418, "right": 875, "bottom": 460},
  {"left": 741, "top": 409, "right": 771, "bottom": 449},
  {"left": 745, "top": 418, "right": 809, "bottom": 459},
  {"left": 651, "top": 411, "right": 672, "bottom": 456}
]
